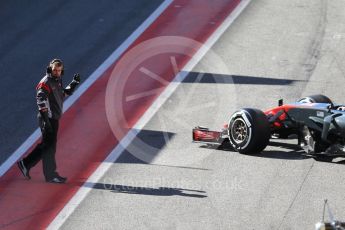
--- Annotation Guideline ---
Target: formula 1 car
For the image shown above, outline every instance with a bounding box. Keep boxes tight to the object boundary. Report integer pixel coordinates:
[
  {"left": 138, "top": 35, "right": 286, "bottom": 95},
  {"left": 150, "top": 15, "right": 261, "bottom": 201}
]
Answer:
[{"left": 193, "top": 94, "right": 345, "bottom": 160}]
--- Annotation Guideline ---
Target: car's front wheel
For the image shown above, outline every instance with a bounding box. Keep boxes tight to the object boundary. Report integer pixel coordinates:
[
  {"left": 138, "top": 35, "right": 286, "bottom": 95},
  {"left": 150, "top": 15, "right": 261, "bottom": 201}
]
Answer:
[{"left": 228, "top": 108, "right": 271, "bottom": 154}]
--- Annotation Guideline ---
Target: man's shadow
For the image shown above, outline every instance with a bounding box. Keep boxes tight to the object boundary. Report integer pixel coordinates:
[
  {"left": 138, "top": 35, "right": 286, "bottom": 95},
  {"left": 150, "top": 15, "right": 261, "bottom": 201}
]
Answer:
[{"left": 87, "top": 182, "right": 207, "bottom": 198}]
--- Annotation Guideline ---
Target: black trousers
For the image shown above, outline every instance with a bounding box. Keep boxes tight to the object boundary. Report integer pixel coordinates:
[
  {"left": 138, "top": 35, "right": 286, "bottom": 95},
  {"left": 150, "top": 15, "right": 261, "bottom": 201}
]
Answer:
[{"left": 23, "top": 115, "right": 59, "bottom": 180}]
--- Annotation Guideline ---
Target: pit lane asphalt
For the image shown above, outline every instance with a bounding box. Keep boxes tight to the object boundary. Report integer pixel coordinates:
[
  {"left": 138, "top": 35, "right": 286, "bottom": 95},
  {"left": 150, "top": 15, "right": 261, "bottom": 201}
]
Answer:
[
  {"left": 60, "top": 0, "right": 345, "bottom": 229},
  {"left": 0, "top": 0, "right": 163, "bottom": 164}
]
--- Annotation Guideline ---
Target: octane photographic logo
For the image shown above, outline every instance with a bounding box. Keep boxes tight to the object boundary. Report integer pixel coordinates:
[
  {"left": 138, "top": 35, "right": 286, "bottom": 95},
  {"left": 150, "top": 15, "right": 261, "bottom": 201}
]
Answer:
[{"left": 105, "top": 36, "right": 237, "bottom": 165}]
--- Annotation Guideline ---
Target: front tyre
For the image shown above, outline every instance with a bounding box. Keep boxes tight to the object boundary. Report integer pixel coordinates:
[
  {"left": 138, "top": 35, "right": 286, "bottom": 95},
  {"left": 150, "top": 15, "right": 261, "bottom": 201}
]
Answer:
[{"left": 228, "top": 108, "right": 270, "bottom": 154}]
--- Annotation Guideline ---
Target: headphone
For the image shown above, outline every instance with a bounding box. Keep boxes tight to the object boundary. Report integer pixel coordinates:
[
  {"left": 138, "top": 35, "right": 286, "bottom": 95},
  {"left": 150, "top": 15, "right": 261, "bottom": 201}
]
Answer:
[{"left": 46, "top": 58, "right": 64, "bottom": 75}]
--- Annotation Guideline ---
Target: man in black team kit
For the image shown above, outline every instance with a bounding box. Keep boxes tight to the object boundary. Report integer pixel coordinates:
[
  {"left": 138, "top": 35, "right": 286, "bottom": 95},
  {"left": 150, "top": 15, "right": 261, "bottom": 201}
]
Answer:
[{"left": 17, "top": 59, "right": 81, "bottom": 183}]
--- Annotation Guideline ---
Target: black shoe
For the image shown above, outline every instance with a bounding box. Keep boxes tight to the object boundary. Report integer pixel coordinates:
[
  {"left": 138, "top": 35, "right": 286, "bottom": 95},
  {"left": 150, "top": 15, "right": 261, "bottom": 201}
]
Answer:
[
  {"left": 47, "top": 175, "right": 67, "bottom": 184},
  {"left": 17, "top": 160, "right": 31, "bottom": 179}
]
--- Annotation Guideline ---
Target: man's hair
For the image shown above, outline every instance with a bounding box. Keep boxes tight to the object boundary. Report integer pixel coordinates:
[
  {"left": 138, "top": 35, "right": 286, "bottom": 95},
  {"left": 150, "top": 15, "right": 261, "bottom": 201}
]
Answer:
[{"left": 50, "top": 58, "right": 63, "bottom": 68}]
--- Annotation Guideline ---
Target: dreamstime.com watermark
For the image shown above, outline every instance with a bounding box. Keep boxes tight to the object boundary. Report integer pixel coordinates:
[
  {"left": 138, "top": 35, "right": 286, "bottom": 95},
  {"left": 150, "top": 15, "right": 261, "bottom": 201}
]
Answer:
[
  {"left": 101, "top": 176, "right": 244, "bottom": 192},
  {"left": 104, "top": 36, "right": 237, "bottom": 165}
]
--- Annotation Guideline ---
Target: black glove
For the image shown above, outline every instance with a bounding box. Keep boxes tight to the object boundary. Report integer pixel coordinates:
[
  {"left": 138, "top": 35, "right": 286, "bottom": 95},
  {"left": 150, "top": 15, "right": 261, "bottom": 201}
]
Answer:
[
  {"left": 73, "top": 73, "right": 81, "bottom": 83},
  {"left": 64, "top": 73, "right": 81, "bottom": 96},
  {"left": 40, "top": 110, "right": 53, "bottom": 133}
]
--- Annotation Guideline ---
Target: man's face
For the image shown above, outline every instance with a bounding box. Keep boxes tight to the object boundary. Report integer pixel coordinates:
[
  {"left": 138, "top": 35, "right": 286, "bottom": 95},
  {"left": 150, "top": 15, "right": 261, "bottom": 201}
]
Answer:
[{"left": 51, "top": 65, "right": 63, "bottom": 78}]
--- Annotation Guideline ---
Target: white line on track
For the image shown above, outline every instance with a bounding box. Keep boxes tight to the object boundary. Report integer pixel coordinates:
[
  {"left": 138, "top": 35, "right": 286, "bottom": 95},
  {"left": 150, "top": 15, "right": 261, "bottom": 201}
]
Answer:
[{"left": 48, "top": 0, "right": 251, "bottom": 229}]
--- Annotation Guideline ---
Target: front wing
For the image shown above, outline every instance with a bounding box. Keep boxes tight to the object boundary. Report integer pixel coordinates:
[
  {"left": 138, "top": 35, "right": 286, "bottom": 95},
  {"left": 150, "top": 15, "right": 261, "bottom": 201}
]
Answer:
[{"left": 192, "top": 126, "right": 225, "bottom": 145}]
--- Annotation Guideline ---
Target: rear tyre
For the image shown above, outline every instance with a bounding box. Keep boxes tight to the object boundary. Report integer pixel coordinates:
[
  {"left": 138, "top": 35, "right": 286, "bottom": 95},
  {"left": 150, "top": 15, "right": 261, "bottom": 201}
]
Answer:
[
  {"left": 298, "top": 94, "right": 333, "bottom": 104},
  {"left": 228, "top": 108, "right": 270, "bottom": 154}
]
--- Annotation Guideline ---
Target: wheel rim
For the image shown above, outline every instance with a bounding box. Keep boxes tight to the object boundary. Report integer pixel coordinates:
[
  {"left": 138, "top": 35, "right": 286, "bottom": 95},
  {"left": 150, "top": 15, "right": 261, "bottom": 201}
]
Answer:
[{"left": 231, "top": 118, "right": 248, "bottom": 144}]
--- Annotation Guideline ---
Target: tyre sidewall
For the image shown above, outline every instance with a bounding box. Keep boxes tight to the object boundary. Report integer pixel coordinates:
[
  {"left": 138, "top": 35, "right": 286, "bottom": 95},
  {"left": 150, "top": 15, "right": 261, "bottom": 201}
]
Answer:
[
  {"left": 228, "top": 108, "right": 270, "bottom": 154},
  {"left": 228, "top": 111, "right": 253, "bottom": 151}
]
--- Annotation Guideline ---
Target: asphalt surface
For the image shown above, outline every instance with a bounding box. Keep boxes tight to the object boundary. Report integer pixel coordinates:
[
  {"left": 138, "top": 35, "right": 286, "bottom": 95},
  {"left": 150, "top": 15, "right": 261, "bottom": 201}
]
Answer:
[
  {"left": 0, "top": 0, "right": 163, "bottom": 163},
  {"left": 2, "top": 0, "right": 345, "bottom": 229},
  {"left": 60, "top": 0, "right": 345, "bottom": 229}
]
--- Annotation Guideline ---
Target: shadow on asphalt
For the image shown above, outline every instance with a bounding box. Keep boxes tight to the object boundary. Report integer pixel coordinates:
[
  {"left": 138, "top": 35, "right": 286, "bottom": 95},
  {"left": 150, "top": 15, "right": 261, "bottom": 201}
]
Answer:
[
  {"left": 115, "top": 129, "right": 210, "bottom": 171},
  {"left": 115, "top": 129, "right": 175, "bottom": 164},
  {"left": 255, "top": 150, "right": 309, "bottom": 160},
  {"left": 182, "top": 72, "right": 304, "bottom": 85},
  {"left": 198, "top": 140, "right": 345, "bottom": 164},
  {"left": 86, "top": 183, "right": 207, "bottom": 198},
  {"left": 268, "top": 140, "right": 301, "bottom": 150}
]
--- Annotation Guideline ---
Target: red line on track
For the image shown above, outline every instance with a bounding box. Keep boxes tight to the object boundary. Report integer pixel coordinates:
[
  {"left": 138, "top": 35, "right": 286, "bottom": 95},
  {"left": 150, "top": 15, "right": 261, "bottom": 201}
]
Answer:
[{"left": 0, "top": 0, "right": 242, "bottom": 229}]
